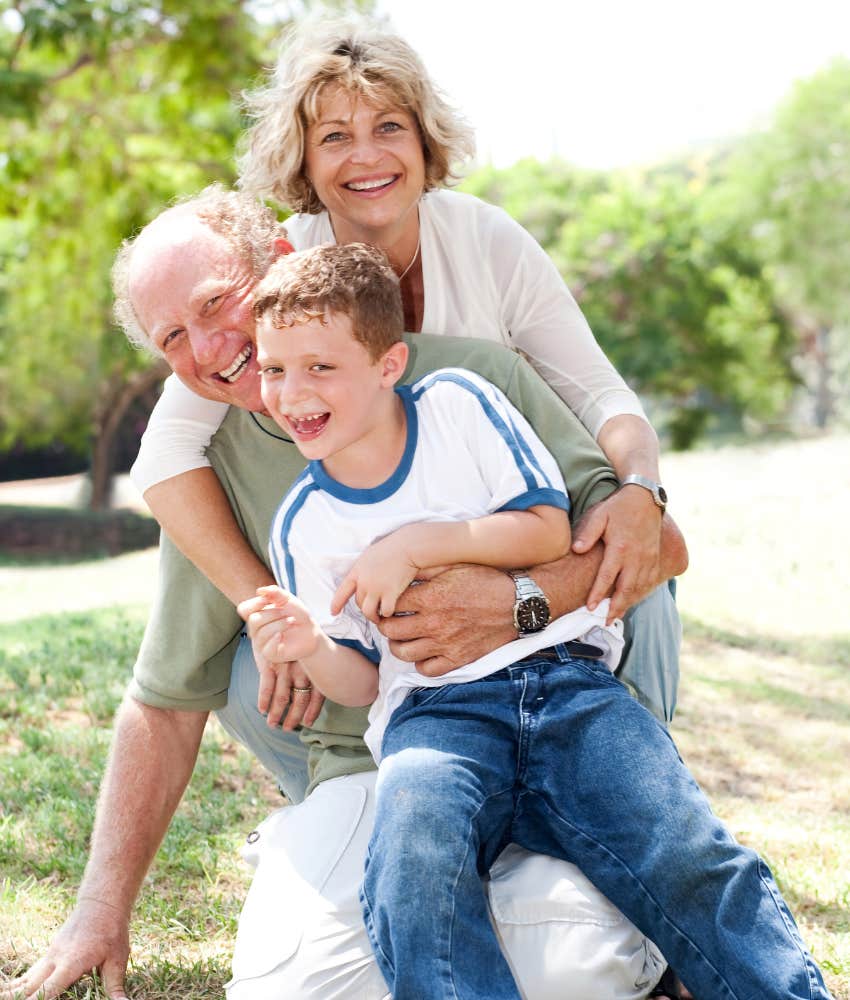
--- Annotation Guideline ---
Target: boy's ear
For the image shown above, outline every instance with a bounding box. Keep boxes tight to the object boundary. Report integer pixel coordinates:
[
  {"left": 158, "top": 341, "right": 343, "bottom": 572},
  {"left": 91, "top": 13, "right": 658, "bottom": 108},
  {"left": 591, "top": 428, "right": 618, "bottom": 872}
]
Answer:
[
  {"left": 273, "top": 237, "right": 295, "bottom": 257},
  {"left": 380, "top": 340, "right": 409, "bottom": 387}
]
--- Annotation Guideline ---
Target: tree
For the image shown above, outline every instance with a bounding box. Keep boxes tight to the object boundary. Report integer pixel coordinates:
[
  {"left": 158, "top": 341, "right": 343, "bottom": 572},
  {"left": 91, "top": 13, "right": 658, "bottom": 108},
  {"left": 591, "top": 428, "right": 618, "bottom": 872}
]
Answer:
[
  {"left": 0, "top": 0, "right": 367, "bottom": 506},
  {"left": 553, "top": 169, "right": 797, "bottom": 448},
  {"left": 722, "top": 59, "right": 850, "bottom": 428},
  {"left": 461, "top": 157, "right": 607, "bottom": 247}
]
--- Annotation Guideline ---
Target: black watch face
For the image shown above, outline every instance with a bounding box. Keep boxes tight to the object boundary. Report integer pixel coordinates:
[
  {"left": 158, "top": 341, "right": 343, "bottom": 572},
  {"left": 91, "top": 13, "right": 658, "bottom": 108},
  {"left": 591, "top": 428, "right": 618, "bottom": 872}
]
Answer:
[
  {"left": 657, "top": 486, "right": 668, "bottom": 505},
  {"left": 516, "top": 597, "right": 550, "bottom": 633}
]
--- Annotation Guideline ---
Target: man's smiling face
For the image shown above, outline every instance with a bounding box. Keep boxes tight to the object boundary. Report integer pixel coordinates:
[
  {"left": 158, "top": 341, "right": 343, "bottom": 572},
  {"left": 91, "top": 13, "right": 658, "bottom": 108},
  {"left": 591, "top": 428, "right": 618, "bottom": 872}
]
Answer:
[{"left": 128, "top": 215, "right": 264, "bottom": 411}]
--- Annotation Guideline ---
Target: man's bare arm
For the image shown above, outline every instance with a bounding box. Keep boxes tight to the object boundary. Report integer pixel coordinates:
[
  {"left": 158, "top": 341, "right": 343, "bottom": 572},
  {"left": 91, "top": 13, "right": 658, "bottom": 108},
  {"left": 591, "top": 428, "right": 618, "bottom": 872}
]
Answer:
[
  {"left": 2, "top": 698, "right": 206, "bottom": 1000},
  {"left": 379, "top": 513, "right": 688, "bottom": 677}
]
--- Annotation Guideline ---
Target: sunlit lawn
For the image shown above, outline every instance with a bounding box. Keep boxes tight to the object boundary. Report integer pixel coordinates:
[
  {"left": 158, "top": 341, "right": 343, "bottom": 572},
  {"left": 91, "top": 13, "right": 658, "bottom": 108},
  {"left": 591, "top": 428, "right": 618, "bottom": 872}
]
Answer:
[{"left": 1, "top": 433, "right": 848, "bottom": 998}]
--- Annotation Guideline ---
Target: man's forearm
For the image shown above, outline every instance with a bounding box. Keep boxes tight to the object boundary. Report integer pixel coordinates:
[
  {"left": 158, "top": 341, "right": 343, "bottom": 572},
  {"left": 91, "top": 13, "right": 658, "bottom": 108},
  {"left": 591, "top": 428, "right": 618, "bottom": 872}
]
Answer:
[
  {"left": 78, "top": 696, "right": 207, "bottom": 915},
  {"left": 145, "top": 468, "right": 275, "bottom": 607}
]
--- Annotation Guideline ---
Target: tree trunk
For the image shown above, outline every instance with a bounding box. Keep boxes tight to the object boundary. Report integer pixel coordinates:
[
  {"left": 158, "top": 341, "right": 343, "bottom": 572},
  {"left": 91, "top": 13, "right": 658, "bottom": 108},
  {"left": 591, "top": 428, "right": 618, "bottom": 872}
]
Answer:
[
  {"left": 89, "top": 361, "right": 170, "bottom": 510},
  {"left": 812, "top": 325, "right": 832, "bottom": 429}
]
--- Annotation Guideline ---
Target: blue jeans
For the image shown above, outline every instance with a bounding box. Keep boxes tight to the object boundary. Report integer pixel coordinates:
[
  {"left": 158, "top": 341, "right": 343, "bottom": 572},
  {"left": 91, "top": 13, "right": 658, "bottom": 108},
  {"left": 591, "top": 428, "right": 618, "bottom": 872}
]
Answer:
[
  {"left": 215, "top": 582, "right": 681, "bottom": 803},
  {"left": 361, "top": 645, "right": 831, "bottom": 1000}
]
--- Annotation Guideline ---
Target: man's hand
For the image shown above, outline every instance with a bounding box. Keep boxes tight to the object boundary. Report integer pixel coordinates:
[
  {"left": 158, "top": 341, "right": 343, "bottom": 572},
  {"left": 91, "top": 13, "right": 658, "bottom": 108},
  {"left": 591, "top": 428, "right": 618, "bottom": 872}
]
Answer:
[
  {"left": 378, "top": 564, "right": 516, "bottom": 676},
  {"left": 376, "top": 514, "right": 687, "bottom": 678},
  {"left": 1, "top": 898, "right": 130, "bottom": 1000},
  {"left": 238, "top": 587, "right": 325, "bottom": 729},
  {"left": 571, "top": 486, "right": 663, "bottom": 621},
  {"left": 332, "top": 532, "right": 420, "bottom": 623}
]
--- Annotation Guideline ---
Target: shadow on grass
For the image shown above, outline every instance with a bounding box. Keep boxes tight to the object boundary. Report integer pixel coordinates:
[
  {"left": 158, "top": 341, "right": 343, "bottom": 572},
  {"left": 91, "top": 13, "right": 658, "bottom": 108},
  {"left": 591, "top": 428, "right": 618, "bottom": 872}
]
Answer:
[
  {"left": 781, "top": 891, "right": 850, "bottom": 935},
  {"left": 676, "top": 618, "right": 850, "bottom": 800},
  {"left": 681, "top": 613, "right": 850, "bottom": 670},
  {"left": 680, "top": 614, "right": 850, "bottom": 730},
  {"left": 0, "top": 550, "right": 124, "bottom": 567},
  {"left": 688, "top": 672, "right": 850, "bottom": 726}
]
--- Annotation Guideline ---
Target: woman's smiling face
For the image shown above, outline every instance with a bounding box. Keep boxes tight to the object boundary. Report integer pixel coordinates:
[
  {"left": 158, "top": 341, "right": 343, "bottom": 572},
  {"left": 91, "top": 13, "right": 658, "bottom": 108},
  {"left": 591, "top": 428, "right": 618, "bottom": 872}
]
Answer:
[{"left": 303, "top": 85, "right": 426, "bottom": 244}]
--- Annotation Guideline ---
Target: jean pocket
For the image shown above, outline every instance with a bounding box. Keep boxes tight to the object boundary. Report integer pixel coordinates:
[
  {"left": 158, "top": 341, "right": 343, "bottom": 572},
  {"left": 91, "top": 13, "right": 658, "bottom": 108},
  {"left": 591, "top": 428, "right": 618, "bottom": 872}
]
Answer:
[
  {"left": 402, "top": 683, "right": 458, "bottom": 710},
  {"left": 565, "top": 655, "right": 620, "bottom": 685}
]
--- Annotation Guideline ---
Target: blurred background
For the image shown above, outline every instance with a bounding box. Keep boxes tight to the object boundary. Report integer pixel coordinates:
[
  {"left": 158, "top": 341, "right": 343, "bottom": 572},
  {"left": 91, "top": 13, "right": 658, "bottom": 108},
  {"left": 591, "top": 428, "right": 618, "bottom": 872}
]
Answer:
[{"left": 0, "top": 0, "right": 848, "bottom": 513}]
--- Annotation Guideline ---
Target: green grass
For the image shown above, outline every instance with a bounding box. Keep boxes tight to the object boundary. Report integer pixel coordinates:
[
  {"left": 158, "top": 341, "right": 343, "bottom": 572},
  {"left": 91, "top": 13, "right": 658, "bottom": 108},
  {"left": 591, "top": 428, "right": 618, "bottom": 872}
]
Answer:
[
  {"left": 0, "top": 608, "right": 280, "bottom": 997},
  {"left": 1, "top": 433, "right": 849, "bottom": 998}
]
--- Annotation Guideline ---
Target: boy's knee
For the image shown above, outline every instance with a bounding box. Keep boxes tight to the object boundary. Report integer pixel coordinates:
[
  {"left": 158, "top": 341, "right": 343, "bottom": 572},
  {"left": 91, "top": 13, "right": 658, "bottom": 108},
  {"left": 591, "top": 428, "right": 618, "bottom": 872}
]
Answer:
[{"left": 378, "top": 746, "right": 477, "bottom": 805}]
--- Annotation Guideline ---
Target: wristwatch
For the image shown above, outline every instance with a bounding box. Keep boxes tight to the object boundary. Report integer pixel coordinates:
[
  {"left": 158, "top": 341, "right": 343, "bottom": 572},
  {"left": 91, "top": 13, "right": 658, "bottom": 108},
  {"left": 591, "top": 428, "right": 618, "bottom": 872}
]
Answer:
[
  {"left": 508, "top": 570, "right": 551, "bottom": 637},
  {"left": 620, "top": 474, "right": 668, "bottom": 512}
]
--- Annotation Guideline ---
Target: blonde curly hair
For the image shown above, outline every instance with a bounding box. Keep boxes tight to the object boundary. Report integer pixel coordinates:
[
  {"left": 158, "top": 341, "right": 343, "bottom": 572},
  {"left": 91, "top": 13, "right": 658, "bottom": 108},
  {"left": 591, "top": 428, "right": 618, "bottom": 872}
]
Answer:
[{"left": 238, "top": 16, "right": 475, "bottom": 213}]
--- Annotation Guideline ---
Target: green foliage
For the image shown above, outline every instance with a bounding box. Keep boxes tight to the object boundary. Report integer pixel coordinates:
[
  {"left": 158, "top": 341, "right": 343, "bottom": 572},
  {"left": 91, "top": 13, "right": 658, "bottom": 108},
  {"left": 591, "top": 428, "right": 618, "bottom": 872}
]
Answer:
[
  {"left": 0, "top": 1, "right": 279, "bottom": 459},
  {"left": 460, "top": 62, "right": 850, "bottom": 445},
  {"left": 730, "top": 59, "right": 850, "bottom": 325},
  {"left": 556, "top": 170, "right": 796, "bottom": 447},
  {"left": 721, "top": 58, "right": 850, "bottom": 426},
  {"left": 461, "top": 157, "right": 607, "bottom": 246}
]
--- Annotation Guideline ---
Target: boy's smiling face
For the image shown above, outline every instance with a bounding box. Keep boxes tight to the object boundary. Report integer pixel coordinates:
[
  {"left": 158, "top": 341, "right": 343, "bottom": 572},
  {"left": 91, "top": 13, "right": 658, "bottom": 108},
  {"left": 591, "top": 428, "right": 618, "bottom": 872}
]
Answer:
[{"left": 257, "top": 310, "right": 408, "bottom": 481}]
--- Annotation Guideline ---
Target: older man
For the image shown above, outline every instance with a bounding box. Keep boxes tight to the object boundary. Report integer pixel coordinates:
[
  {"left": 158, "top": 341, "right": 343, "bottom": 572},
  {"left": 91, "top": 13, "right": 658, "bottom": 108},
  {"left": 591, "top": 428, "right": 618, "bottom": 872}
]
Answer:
[{"left": 4, "top": 187, "right": 687, "bottom": 1000}]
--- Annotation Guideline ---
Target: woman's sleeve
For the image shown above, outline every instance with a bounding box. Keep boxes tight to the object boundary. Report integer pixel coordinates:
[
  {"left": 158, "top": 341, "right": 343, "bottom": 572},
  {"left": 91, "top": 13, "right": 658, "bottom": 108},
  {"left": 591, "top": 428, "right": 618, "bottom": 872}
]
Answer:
[
  {"left": 130, "top": 374, "right": 229, "bottom": 494},
  {"left": 485, "top": 206, "right": 649, "bottom": 440}
]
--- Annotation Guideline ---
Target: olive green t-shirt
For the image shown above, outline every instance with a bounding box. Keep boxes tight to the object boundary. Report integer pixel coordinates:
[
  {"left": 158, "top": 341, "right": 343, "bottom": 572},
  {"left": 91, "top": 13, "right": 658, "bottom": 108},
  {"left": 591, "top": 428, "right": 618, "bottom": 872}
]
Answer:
[{"left": 130, "top": 334, "right": 618, "bottom": 789}]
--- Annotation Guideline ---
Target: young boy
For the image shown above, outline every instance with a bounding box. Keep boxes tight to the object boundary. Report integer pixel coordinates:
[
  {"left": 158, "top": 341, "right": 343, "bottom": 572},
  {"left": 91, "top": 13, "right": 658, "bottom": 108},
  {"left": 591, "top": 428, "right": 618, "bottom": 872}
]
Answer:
[{"left": 249, "top": 243, "right": 832, "bottom": 1000}]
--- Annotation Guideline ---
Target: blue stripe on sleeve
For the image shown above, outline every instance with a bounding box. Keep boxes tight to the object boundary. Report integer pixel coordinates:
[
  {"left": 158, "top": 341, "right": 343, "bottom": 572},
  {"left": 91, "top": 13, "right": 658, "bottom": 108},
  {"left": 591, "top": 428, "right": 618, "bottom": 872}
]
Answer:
[
  {"left": 497, "top": 488, "right": 571, "bottom": 514},
  {"left": 411, "top": 371, "right": 541, "bottom": 492},
  {"left": 333, "top": 636, "right": 381, "bottom": 665},
  {"left": 504, "top": 410, "right": 554, "bottom": 488}
]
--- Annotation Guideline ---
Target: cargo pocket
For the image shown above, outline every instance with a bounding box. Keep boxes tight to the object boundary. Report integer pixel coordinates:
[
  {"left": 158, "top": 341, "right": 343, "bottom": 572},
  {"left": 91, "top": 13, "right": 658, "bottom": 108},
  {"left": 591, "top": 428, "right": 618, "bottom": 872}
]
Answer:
[{"left": 227, "top": 779, "right": 370, "bottom": 986}]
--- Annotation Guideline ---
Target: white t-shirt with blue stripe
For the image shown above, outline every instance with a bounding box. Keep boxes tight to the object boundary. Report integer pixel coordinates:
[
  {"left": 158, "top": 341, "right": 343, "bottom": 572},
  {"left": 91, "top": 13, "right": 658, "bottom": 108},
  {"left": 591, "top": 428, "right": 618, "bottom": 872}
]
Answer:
[{"left": 269, "top": 368, "right": 622, "bottom": 761}]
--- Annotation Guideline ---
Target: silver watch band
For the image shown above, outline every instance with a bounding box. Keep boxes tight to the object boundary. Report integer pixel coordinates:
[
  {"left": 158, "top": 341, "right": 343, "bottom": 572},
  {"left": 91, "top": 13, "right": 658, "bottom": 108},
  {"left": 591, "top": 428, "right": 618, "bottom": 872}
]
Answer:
[
  {"left": 620, "top": 474, "right": 667, "bottom": 511},
  {"left": 508, "top": 570, "right": 544, "bottom": 600}
]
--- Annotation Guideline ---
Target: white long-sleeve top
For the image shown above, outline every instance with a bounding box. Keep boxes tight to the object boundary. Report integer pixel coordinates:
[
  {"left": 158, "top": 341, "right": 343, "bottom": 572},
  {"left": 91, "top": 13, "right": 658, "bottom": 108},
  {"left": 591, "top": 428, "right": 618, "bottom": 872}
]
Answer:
[{"left": 131, "top": 189, "right": 647, "bottom": 494}]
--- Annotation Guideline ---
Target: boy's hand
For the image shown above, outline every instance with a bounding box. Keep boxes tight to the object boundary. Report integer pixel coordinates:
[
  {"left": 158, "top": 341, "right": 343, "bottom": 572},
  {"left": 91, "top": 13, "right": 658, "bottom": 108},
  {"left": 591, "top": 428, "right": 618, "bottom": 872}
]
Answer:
[
  {"left": 332, "top": 533, "right": 419, "bottom": 623},
  {"left": 238, "top": 586, "right": 325, "bottom": 729}
]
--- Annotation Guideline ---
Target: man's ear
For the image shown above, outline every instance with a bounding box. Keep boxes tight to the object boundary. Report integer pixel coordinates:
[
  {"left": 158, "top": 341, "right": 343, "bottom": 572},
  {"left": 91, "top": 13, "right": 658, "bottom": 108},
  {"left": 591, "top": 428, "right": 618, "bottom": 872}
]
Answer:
[
  {"left": 380, "top": 340, "right": 409, "bottom": 387},
  {"left": 273, "top": 237, "right": 295, "bottom": 257}
]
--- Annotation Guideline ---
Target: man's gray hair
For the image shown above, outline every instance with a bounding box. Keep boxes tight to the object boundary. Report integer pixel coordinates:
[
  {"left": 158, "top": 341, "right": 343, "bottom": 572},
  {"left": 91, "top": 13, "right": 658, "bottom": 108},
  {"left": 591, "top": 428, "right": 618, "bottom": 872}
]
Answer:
[{"left": 112, "top": 184, "right": 287, "bottom": 354}]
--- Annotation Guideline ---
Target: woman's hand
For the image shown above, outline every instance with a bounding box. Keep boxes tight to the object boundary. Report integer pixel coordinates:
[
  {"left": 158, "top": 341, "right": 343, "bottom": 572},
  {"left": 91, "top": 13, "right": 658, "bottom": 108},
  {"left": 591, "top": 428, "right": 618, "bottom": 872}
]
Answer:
[
  {"left": 238, "top": 588, "right": 326, "bottom": 730},
  {"left": 571, "top": 486, "right": 663, "bottom": 621}
]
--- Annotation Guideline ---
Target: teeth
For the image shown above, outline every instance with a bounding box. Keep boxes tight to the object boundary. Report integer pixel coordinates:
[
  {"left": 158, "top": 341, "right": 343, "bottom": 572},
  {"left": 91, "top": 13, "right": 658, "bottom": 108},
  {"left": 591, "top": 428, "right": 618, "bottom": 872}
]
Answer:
[
  {"left": 289, "top": 413, "right": 328, "bottom": 433},
  {"left": 219, "top": 346, "right": 251, "bottom": 382},
  {"left": 346, "top": 176, "right": 394, "bottom": 191}
]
